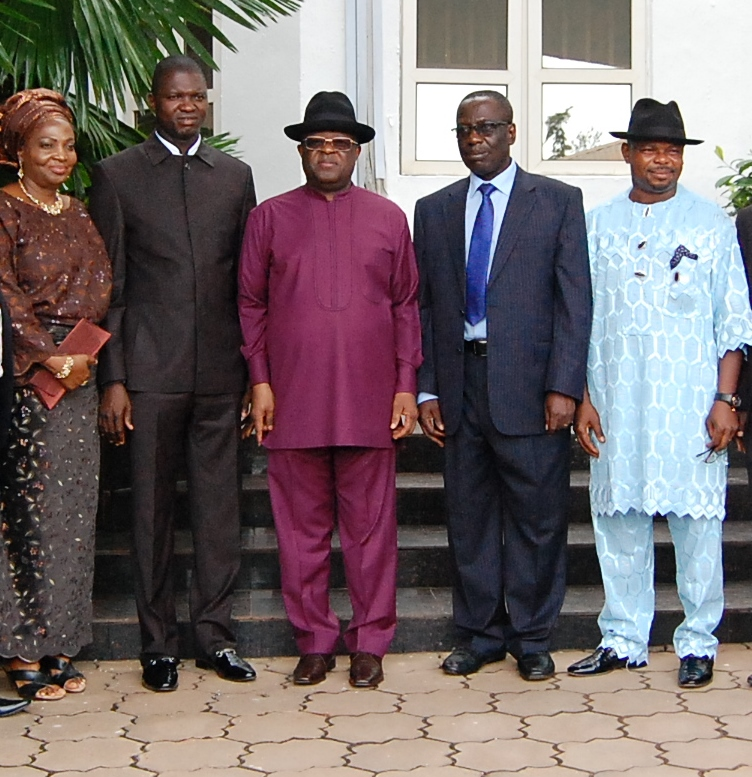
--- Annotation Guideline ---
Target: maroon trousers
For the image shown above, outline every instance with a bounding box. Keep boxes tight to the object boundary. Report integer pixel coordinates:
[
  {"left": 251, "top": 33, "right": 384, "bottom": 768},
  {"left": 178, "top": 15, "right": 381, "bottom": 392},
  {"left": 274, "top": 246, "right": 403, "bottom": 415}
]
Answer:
[{"left": 266, "top": 446, "right": 398, "bottom": 656}]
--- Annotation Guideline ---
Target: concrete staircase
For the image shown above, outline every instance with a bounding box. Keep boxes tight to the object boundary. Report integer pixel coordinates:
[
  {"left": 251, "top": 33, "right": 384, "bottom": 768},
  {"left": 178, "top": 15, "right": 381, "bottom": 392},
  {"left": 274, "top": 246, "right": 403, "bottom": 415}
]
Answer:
[{"left": 83, "top": 435, "right": 752, "bottom": 660}]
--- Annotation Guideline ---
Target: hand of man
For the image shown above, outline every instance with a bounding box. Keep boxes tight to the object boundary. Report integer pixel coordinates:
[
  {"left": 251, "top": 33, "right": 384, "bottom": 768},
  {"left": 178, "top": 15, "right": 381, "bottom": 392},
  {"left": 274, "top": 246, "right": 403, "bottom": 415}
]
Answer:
[
  {"left": 735, "top": 410, "right": 748, "bottom": 453},
  {"left": 418, "top": 398, "right": 446, "bottom": 448},
  {"left": 251, "top": 382, "right": 275, "bottom": 445},
  {"left": 99, "top": 382, "right": 133, "bottom": 446},
  {"left": 240, "top": 386, "right": 253, "bottom": 439},
  {"left": 391, "top": 392, "right": 418, "bottom": 440},
  {"left": 545, "top": 392, "right": 576, "bottom": 434},
  {"left": 706, "top": 400, "right": 739, "bottom": 453},
  {"left": 574, "top": 396, "right": 605, "bottom": 458}
]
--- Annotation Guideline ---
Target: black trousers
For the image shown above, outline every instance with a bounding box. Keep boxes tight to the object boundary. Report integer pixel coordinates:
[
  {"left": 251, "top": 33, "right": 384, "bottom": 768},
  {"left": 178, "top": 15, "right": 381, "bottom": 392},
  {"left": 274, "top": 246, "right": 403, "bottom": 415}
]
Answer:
[
  {"left": 128, "top": 391, "right": 243, "bottom": 662},
  {"left": 443, "top": 352, "right": 571, "bottom": 657}
]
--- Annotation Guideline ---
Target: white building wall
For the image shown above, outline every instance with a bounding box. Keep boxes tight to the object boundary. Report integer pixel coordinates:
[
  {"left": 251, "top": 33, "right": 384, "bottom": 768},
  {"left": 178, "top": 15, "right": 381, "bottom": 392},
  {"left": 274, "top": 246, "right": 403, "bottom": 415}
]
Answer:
[{"left": 216, "top": 0, "right": 752, "bottom": 215}]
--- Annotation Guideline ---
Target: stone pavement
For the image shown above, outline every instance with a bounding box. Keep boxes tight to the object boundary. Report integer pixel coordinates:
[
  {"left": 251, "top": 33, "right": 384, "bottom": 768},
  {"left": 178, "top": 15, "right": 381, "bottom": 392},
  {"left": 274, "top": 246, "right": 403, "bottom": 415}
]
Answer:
[{"left": 2, "top": 645, "right": 751, "bottom": 777}]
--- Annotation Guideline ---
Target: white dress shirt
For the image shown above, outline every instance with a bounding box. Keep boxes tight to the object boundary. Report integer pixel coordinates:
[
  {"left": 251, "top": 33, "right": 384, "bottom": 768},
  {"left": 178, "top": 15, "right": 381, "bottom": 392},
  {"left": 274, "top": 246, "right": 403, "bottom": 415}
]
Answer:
[{"left": 155, "top": 132, "right": 201, "bottom": 156}]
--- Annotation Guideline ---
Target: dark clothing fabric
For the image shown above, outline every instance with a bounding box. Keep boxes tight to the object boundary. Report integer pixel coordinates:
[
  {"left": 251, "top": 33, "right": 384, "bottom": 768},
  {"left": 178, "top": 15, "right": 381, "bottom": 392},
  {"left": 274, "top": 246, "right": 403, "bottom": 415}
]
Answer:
[
  {"left": 444, "top": 352, "right": 570, "bottom": 657},
  {"left": 736, "top": 205, "right": 752, "bottom": 413},
  {"left": 0, "top": 193, "right": 111, "bottom": 378},
  {"left": 128, "top": 390, "right": 243, "bottom": 659},
  {"left": 0, "top": 288, "right": 12, "bottom": 449},
  {"left": 415, "top": 169, "right": 592, "bottom": 437},
  {"left": 90, "top": 134, "right": 255, "bottom": 394},
  {"left": 238, "top": 184, "right": 421, "bottom": 449},
  {"left": 0, "top": 381, "right": 99, "bottom": 661},
  {"left": 415, "top": 166, "right": 591, "bottom": 652},
  {"left": 89, "top": 134, "right": 255, "bottom": 660}
]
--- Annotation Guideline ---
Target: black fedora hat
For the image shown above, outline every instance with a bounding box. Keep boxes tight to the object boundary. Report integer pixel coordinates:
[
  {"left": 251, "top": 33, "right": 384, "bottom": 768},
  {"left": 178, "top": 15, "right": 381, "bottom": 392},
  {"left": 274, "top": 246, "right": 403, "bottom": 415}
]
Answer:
[
  {"left": 610, "top": 98, "right": 703, "bottom": 145},
  {"left": 284, "top": 91, "right": 375, "bottom": 144}
]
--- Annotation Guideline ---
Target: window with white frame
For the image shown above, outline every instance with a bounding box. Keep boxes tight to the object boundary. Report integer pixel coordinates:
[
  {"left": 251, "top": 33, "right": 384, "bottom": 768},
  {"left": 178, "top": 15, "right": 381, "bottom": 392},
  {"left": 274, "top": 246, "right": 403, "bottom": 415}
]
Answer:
[{"left": 401, "top": 0, "right": 646, "bottom": 175}]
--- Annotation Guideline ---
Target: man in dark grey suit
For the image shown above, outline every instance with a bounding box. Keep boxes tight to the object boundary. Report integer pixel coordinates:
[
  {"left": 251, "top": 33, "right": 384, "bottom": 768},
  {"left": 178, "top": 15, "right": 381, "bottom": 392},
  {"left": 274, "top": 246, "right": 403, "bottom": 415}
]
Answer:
[
  {"left": 415, "top": 91, "right": 592, "bottom": 680},
  {"left": 90, "top": 56, "right": 257, "bottom": 692}
]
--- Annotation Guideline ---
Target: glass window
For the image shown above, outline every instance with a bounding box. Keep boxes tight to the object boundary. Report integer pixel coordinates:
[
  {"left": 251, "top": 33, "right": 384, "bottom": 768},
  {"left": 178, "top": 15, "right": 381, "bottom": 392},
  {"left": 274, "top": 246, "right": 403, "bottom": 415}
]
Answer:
[
  {"left": 417, "top": 0, "right": 509, "bottom": 69},
  {"left": 416, "top": 83, "right": 508, "bottom": 161},
  {"left": 541, "top": 83, "right": 631, "bottom": 160},
  {"left": 542, "top": 0, "right": 631, "bottom": 69}
]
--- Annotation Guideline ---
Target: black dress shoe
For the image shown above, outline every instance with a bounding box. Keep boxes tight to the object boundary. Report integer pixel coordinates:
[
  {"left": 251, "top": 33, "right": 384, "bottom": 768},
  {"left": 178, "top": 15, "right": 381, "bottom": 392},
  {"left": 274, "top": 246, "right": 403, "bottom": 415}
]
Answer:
[
  {"left": 196, "top": 648, "right": 256, "bottom": 682},
  {"left": 142, "top": 656, "right": 179, "bottom": 692},
  {"left": 349, "top": 652, "right": 384, "bottom": 688},
  {"left": 441, "top": 646, "right": 507, "bottom": 676},
  {"left": 678, "top": 655, "right": 713, "bottom": 688},
  {"left": 292, "top": 654, "right": 335, "bottom": 685},
  {"left": 0, "top": 697, "right": 30, "bottom": 717},
  {"left": 567, "top": 647, "right": 646, "bottom": 676},
  {"left": 517, "top": 651, "right": 555, "bottom": 681}
]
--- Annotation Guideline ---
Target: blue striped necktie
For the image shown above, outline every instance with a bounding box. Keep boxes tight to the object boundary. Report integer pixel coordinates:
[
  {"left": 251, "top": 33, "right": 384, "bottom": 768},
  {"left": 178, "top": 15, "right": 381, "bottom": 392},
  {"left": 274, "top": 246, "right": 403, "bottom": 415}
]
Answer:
[{"left": 466, "top": 182, "right": 496, "bottom": 326}]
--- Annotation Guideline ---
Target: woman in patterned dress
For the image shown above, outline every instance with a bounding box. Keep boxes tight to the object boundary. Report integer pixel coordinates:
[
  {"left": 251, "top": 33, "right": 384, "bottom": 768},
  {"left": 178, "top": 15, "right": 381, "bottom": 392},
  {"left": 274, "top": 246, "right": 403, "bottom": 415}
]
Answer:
[{"left": 0, "top": 89, "right": 111, "bottom": 701}]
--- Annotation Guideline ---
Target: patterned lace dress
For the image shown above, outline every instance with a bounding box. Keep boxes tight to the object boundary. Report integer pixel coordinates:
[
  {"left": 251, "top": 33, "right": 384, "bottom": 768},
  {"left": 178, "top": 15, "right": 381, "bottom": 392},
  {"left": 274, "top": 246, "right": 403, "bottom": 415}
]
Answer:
[{"left": 0, "top": 192, "right": 111, "bottom": 661}]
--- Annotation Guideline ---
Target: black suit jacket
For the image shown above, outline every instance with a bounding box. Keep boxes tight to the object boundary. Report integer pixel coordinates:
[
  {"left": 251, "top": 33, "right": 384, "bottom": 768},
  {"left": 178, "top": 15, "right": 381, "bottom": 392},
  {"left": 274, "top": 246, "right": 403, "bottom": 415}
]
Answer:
[
  {"left": 89, "top": 134, "right": 256, "bottom": 394},
  {"left": 735, "top": 205, "right": 752, "bottom": 410},
  {"left": 414, "top": 167, "right": 592, "bottom": 436}
]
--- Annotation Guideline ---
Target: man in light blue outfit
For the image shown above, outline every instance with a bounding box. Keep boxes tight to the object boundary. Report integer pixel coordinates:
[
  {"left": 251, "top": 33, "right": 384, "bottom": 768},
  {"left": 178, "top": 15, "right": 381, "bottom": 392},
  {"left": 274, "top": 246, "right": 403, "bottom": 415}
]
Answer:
[{"left": 568, "top": 99, "right": 752, "bottom": 688}]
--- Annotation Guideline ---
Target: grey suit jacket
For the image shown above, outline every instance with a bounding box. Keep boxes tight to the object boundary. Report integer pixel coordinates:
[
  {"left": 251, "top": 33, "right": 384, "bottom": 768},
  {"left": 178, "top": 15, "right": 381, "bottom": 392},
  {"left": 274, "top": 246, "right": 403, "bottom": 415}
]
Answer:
[
  {"left": 414, "top": 166, "right": 592, "bottom": 436},
  {"left": 90, "top": 134, "right": 256, "bottom": 394}
]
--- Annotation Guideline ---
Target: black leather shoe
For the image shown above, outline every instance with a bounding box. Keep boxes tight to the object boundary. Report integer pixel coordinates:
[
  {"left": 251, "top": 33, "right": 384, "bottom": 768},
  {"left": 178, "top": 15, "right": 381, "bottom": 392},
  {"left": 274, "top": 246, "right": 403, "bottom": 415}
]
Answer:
[
  {"left": 678, "top": 655, "right": 714, "bottom": 688},
  {"left": 349, "top": 652, "right": 384, "bottom": 688},
  {"left": 0, "top": 697, "right": 30, "bottom": 717},
  {"left": 293, "top": 654, "right": 335, "bottom": 685},
  {"left": 748, "top": 673, "right": 752, "bottom": 688},
  {"left": 567, "top": 647, "right": 646, "bottom": 676},
  {"left": 196, "top": 649, "right": 256, "bottom": 682},
  {"left": 142, "top": 656, "right": 179, "bottom": 692},
  {"left": 441, "top": 646, "right": 507, "bottom": 676},
  {"left": 517, "top": 651, "right": 555, "bottom": 681}
]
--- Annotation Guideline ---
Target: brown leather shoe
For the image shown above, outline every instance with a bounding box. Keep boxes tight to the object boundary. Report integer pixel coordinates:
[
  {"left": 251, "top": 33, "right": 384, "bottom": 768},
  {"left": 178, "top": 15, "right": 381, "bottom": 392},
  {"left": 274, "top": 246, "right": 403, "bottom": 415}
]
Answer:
[
  {"left": 292, "top": 654, "right": 335, "bottom": 685},
  {"left": 349, "top": 652, "right": 384, "bottom": 688}
]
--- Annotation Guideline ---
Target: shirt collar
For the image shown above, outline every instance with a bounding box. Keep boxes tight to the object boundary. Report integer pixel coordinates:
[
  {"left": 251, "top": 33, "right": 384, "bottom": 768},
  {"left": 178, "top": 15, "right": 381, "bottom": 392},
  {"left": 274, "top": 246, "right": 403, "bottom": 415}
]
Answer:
[
  {"left": 469, "top": 159, "right": 517, "bottom": 198},
  {"left": 155, "top": 131, "right": 201, "bottom": 157}
]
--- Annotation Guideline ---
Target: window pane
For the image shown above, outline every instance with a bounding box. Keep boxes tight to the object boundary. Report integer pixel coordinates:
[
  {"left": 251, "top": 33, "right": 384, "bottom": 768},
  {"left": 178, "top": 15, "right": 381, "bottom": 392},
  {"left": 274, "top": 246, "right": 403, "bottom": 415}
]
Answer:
[
  {"left": 417, "top": 0, "right": 508, "bottom": 70},
  {"left": 415, "top": 83, "right": 508, "bottom": 161},
  {"left": 542, "top": 0, "right": 631, "bottom": 69},
  {"left": 542, "top": 83, "right": 631, "bottom": 160}
]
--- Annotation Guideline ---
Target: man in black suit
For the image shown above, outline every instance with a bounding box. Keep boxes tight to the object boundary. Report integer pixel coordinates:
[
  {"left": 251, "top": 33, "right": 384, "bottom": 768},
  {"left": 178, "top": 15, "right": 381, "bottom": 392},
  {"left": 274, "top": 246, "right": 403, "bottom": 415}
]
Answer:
[
  {"left": 734, "top": 204, "right": 752, "bottom": 689},
  {"left": 415, "top": 91, "right": 592, "bottom": 680},
  {"left": 90, "top": 56, "right": 257, "bottom": 692}
]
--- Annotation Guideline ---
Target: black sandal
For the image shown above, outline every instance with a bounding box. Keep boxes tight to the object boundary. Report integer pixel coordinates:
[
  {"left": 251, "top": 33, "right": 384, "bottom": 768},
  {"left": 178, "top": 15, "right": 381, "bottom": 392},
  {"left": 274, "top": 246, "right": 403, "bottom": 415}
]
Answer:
[
  {"left": 40, "top": 656, "right": 86, "bottom": 693},
  {"left": 3, "top": 667, "right": 65, "bottom": 701}
]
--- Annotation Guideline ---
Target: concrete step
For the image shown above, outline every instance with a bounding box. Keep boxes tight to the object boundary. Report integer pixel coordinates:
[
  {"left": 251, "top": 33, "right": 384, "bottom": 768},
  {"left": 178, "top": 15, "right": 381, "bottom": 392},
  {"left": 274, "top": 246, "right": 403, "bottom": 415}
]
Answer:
[
  {"left": 81, "top": 581, "right": 752, "bottom": 660},
  {"left": 94, "top": 519, "right": 752, "bottom": 596},
  {"left": 98, "top": 468, "right": 752, "bottom": 530}
]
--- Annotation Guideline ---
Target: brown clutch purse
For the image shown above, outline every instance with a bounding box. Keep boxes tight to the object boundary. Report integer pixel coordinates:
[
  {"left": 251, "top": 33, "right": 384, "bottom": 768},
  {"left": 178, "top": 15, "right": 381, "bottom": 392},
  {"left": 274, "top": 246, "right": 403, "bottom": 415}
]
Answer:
[{"left": 29, "top": 319, "right": 111, "bottom": 409}]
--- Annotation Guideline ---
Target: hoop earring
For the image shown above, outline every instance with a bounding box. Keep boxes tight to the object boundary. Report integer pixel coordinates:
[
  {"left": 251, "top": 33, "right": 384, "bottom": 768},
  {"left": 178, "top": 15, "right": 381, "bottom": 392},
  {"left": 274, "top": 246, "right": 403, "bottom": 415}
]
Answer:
[{"left": 17, "top": 159, "right": 23, "bottom": 180}]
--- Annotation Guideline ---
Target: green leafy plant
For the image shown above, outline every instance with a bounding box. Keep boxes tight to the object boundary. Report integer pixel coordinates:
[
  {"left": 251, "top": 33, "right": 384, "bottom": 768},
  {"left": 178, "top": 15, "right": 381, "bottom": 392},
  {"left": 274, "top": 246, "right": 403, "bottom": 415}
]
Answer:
[
  {"left": 0, "top": 0, "right": 302, "bottom": 195},
  {"left": 714, "top": 146, "right": 752, "bottom": 214}
]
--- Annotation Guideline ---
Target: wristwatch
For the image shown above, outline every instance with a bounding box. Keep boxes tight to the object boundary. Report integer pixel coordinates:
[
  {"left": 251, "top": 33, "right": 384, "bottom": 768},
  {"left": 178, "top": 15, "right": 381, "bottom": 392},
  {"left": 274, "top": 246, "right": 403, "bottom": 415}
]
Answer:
[{"left": 714, "top": 392, "right": 741, "bottom": 409}]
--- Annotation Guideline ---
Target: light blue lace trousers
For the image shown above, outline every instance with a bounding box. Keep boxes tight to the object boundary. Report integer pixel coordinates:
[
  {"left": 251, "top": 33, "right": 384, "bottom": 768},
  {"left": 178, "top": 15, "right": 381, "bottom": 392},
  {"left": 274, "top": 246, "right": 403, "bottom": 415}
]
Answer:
[{"left": 594, "top": 509, "right": 723, "bottom": 665}]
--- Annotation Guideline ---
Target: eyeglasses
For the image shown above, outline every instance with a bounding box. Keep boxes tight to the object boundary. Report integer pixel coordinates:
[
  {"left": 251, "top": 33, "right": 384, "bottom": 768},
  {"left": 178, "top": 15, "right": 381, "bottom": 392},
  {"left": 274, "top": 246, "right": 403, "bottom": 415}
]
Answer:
[
  {"left": 695, "top": 447, "right": 727, "bottom": 464},
  {"left": 302, "top": 136, "right": 360, "bottom": 152},
  {"left": 452, "top": 121, "right": 510, "bottom": 139}
]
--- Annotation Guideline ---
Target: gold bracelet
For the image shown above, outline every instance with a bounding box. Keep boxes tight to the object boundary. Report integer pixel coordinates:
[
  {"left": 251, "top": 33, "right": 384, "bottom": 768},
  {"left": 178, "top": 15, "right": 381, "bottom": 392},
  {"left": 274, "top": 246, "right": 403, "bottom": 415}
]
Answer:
[{"left": 54, "top": 355, "right": 75, "bottom": 380}]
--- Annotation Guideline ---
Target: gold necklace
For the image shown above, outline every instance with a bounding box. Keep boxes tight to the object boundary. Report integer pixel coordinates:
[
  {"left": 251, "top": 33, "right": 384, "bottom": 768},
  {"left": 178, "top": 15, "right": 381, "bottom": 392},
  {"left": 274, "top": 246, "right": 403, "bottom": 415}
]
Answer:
[{"left": 18, "top": 179, "right": 64, "bottom": 216}]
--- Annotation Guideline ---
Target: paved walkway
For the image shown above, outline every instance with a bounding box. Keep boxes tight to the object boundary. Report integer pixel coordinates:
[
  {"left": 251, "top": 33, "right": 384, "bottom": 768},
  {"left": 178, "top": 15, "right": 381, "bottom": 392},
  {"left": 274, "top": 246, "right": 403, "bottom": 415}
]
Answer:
[{"left": 2, "top": 645, "right": 752, "bottom": 777}]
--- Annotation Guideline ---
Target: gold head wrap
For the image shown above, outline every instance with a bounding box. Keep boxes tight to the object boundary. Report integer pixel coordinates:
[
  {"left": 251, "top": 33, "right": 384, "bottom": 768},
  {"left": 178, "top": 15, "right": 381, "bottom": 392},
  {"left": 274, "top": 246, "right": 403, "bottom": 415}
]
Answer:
[{"left": 0, "top": 88, "right": 75, "bottom": 169}]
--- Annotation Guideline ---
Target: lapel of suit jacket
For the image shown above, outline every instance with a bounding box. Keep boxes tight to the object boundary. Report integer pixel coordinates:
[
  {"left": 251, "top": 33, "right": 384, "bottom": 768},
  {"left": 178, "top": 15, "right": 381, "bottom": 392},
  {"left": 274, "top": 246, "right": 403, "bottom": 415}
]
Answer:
[
  {"left": 442, "top": 178, "right": 470, "bottom": 300},
  {"left": 489, "top": 167, "right": 536, "bottom": 284}
]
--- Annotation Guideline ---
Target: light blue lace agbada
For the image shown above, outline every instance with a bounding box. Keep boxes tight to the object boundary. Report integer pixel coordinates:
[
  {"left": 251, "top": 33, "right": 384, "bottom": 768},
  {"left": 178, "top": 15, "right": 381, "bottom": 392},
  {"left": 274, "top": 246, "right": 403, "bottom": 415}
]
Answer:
[{"left": 586, "top": 185, "right": 752, "bottom": 520}]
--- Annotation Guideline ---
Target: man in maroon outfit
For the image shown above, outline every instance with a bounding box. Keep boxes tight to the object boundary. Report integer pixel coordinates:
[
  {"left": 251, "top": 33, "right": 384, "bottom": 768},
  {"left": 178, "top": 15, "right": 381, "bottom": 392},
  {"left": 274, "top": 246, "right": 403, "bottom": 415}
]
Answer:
[{"left": 238, "top": 92, "right": 422, "bottom": 688}]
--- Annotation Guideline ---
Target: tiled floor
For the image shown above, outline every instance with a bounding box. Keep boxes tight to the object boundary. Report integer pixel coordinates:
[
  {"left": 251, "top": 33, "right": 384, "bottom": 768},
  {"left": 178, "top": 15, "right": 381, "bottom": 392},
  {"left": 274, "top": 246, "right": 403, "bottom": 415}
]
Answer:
[{"left": 2, "top": 645, "right": 751, "bottom": 776}]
